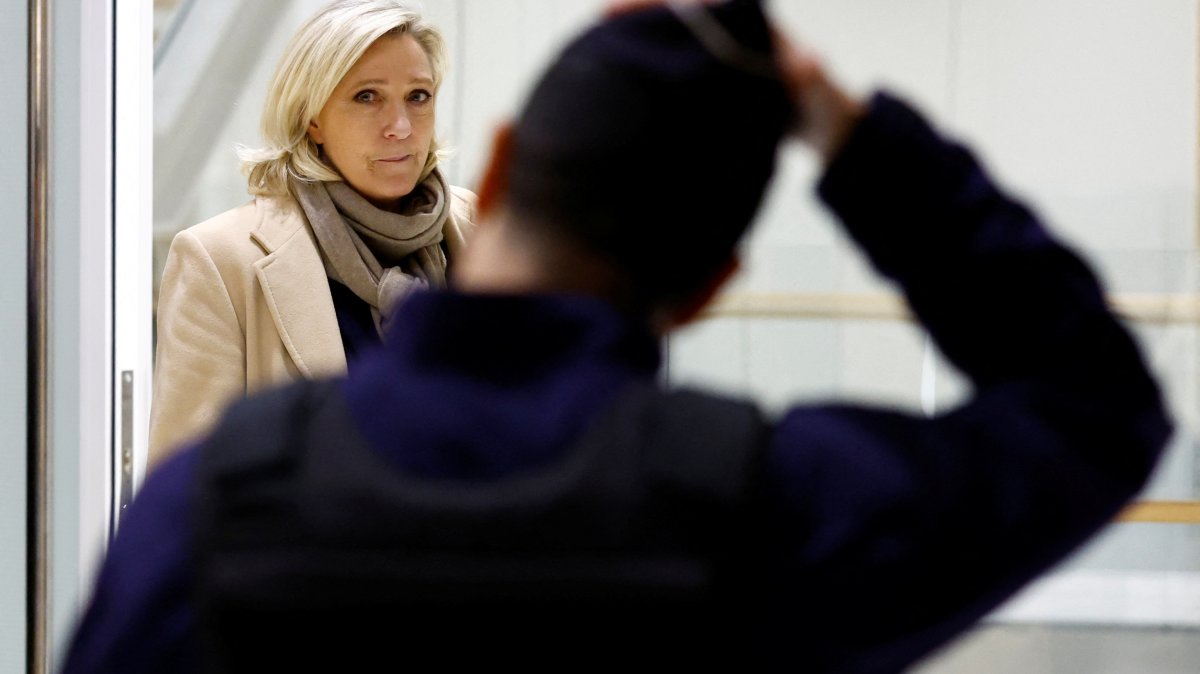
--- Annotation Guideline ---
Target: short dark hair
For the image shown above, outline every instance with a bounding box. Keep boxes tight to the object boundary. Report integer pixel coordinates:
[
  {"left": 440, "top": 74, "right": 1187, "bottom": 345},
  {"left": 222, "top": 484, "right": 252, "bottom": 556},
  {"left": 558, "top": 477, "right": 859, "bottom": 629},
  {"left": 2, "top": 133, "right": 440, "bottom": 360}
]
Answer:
[{"left": 506, "top": 0, "right": 793, "bottom": 310}]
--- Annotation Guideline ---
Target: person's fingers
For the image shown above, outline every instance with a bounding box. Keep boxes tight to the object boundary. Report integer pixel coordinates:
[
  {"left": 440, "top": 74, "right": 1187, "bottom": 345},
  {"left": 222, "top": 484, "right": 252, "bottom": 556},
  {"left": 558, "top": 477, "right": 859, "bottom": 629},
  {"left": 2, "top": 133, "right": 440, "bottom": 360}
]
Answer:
[
  {"left": 771, "top": 29, "right": 820, "bottom": 96},
  {"left": 767, "top": 28, "right": 865, "bottom": 158},
  {"left": 604, "top": 0, "right": 719, "bottom": 19},
  {"left": 604, "top": 0, "right": 666, "bottom": 18},
  {"left": 769, "top": 28, "right": 823, "bottom": 133}
]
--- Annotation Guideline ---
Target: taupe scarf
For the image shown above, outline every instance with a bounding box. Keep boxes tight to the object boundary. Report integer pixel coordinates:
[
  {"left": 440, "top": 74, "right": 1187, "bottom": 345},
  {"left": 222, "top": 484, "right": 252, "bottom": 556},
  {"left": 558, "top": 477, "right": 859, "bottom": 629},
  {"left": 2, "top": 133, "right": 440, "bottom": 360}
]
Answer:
[{"left": 292, "top": 170, "right": 451, "bottom": 336}]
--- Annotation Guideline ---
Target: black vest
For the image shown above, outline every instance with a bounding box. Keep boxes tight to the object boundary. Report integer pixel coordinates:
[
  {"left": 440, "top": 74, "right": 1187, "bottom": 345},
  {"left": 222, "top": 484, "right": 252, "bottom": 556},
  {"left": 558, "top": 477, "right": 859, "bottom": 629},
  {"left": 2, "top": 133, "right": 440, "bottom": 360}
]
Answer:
[{"left": 196, "top": 379, "right": 770, "bottom": 672}]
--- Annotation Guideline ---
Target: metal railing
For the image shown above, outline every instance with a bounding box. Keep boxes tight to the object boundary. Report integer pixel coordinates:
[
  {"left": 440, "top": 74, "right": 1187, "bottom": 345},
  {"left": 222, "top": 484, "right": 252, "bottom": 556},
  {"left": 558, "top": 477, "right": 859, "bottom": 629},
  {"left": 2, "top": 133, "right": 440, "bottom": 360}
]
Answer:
[{"left": 702, "top": 290, "right": 1200, "bottom": 524}]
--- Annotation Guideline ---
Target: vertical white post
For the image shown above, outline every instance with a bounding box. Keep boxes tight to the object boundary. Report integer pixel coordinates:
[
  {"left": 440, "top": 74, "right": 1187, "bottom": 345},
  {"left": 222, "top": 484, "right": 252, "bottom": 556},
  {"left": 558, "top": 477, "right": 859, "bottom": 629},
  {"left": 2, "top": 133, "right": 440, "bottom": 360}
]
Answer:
[
  {"left": 76, "top": 0, "right": 114, "bottom": 598},
  {"left": 114, "top": 0, "right": 155, "bottom": 512}
]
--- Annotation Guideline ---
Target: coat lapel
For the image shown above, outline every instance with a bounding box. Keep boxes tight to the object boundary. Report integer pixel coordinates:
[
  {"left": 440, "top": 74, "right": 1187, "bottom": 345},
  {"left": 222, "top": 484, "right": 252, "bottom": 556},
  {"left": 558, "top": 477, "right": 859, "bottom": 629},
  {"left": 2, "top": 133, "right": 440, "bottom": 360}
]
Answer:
[{"left": 250, "top": 197, "right": 347, "bottom": 378}]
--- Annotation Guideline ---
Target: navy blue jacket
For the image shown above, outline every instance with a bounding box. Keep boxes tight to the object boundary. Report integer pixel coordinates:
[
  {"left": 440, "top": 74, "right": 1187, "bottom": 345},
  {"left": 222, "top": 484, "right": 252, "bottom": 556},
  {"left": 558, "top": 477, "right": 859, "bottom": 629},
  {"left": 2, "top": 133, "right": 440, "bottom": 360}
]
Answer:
[{"left": 63, "top": 94, "right": 1171, "bottom": 673}]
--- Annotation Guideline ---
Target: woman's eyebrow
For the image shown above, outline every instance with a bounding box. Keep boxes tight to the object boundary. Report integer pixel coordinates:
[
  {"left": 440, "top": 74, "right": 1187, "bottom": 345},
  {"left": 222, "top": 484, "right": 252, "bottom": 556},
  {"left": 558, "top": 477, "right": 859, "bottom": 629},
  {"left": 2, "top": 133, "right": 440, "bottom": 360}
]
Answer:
[
  {"left": 347, "top": 78, "right": 388, "bottom": 88},
  {"left": 347, "top": 75, "right": 434, "bottom": 89}
]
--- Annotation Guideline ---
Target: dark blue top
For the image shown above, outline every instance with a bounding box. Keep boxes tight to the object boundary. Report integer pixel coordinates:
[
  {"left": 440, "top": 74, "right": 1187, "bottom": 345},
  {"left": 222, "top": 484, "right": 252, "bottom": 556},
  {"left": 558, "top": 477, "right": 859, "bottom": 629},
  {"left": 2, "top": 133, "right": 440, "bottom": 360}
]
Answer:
[
  {"left": 327, "top": 278, "right": 381, "bottom": 366},
  {"left": 62, "top": 94, "right": 1171, "bottom": 673}
]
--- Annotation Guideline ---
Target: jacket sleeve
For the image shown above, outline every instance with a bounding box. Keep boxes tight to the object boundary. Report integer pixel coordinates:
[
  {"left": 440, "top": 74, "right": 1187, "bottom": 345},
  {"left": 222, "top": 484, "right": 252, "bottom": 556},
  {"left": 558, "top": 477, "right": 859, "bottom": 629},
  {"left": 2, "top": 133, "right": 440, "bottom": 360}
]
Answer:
[
  {"left": 763, "top": 93, "right": 1173, "bottom": 672},
  {"left": 60, "top": 448, "right": 201, "bottom": 674},
  {"left": 148, "top": 229, "right": 247, "bottom": 469}
]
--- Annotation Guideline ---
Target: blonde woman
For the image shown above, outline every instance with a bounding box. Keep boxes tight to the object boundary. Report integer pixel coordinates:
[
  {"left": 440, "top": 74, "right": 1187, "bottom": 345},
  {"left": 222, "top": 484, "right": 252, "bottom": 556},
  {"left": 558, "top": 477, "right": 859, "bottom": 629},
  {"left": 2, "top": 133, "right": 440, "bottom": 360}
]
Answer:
[{"left": 149, "top": 0, "right": 475, "bottom": 465}]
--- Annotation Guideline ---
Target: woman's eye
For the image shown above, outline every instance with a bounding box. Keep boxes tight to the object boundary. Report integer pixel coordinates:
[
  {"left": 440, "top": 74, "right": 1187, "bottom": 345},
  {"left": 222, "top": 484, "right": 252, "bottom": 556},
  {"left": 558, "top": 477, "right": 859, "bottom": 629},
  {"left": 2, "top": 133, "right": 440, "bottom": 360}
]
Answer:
[
  {"left": 409, "top": 89, "right": 433, "bottom": 104},
  {"left": 355, "top": 90, "right": 378, "bottom": 103}
]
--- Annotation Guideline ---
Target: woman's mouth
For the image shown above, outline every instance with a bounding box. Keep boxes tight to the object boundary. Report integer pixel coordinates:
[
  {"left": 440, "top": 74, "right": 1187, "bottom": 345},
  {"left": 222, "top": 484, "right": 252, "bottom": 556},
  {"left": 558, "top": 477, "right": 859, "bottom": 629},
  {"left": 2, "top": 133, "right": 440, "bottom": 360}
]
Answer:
[{"left": 377, "top": 154, "right": 412, "bottom": 163}]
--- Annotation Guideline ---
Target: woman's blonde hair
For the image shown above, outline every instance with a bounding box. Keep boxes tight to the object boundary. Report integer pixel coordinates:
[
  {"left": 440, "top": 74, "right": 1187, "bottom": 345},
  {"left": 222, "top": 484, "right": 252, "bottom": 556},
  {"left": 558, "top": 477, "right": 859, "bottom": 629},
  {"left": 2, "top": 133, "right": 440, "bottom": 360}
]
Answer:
[{"left": 239, "top": 0, "right": 447, "bottom": 196}]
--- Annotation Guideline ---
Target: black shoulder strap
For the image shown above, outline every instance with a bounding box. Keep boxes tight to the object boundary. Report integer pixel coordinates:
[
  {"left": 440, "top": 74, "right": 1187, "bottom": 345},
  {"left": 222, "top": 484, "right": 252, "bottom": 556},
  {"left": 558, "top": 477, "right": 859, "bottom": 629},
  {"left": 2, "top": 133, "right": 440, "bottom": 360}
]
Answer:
[
  {"left": 194, "top": 377, "right": 353, "bottom": 576},
  {"left": 200, "top": 378, "right": 341, "bottom": 479},
  {"left": 575, "top": 381, "right": 770, "bottom": 502}
]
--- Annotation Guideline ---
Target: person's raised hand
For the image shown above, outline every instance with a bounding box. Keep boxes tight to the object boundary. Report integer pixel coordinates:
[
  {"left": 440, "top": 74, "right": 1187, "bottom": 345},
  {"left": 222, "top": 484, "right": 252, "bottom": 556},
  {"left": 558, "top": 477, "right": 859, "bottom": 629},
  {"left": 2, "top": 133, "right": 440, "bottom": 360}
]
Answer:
[
  {"left": 604, "top": 0, "right": 717, "bottom": 18},
  {"left": 602, "top": 0, "right": 865, "bottom": 161},
  {"left": 773, "top": 31, "right": 865, "bottom": 162}
]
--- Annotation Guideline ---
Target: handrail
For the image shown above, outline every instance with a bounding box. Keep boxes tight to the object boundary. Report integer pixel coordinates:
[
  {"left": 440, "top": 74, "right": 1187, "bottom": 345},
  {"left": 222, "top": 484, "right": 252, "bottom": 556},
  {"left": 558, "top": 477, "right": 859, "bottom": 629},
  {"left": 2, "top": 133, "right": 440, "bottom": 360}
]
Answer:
[
  {"left": 701, "top": 290, "right": 1200, "bottom": 523},
  {"left": 703, "top": 291, "right": 1200, "bottom": 325},
  {"left": 1119, "top": 501, "right": 1200, "bottom": 524}
]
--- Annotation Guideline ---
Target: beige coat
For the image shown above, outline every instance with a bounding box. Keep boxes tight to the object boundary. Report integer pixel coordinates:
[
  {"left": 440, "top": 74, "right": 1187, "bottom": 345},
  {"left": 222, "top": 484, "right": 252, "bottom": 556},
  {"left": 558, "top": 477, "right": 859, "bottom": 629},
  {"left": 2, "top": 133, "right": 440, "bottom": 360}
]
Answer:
[{"left": 148, "top": 188, "right": 476, "bottom": 467}]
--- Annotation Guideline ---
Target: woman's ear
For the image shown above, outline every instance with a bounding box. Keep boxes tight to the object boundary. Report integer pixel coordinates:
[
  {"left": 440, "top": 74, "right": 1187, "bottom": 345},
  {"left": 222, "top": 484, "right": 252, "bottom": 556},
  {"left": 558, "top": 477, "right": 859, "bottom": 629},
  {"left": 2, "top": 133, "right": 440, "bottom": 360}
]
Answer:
[
  {"left": 476, "top": 122, "right": 515, "bottom": 219},
  {"left": 307, "top": 120, "right": 325, "bottom": 145}
]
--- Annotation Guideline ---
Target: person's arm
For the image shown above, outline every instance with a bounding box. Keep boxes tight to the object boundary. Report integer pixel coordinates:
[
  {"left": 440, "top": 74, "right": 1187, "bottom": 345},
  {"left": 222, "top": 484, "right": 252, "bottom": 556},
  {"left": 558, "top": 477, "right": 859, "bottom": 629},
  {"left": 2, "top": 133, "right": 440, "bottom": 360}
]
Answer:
[
  {"left": 60, "top": 449, "right": 201, "bottom": 674},
  {"left": 149, "top": 229, "right": 247, "bottom": 468},
  {"left": 763, "top": 89, "right": 1172, "bottom": 671}
]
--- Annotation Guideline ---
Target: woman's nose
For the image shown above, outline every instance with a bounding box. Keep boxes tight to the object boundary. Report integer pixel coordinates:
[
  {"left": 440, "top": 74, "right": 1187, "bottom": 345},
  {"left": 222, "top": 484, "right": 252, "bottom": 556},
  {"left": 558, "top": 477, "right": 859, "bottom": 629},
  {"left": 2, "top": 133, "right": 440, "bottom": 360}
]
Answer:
[{"left": 383, "top": 106, "right": 412, "bottom": 139}]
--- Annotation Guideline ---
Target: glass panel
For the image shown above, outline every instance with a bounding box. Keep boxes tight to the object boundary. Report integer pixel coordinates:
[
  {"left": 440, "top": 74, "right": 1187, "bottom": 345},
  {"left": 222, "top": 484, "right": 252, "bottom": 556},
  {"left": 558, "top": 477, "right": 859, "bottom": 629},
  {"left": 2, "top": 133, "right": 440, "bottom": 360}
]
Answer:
[{"left": 0, "top": 0, "right": 28, "bottom": 667}]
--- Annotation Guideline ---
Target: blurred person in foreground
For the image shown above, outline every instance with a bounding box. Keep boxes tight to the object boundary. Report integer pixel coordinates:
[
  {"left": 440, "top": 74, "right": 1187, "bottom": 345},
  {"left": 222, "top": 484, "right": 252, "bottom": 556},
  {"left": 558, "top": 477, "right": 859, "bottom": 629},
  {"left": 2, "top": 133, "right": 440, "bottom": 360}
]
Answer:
[{"left": 65, "top": 0, "right": 1171, "bottom": 671}]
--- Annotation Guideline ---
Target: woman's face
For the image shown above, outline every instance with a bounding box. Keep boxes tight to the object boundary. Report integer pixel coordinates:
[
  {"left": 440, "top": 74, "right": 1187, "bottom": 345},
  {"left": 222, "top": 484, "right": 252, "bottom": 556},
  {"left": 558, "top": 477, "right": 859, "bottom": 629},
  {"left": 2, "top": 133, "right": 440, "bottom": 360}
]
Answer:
[{"left": 308, "top": 33, "right": 436, "bottom": 209}]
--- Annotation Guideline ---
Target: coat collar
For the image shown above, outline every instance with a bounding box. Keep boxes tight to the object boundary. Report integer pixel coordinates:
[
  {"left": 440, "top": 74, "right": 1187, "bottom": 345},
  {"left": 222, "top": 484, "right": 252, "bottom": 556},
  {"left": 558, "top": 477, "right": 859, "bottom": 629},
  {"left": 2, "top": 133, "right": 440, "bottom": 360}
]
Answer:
[{"left": 249, "top": 195, "right": 347, "bottom": 378}]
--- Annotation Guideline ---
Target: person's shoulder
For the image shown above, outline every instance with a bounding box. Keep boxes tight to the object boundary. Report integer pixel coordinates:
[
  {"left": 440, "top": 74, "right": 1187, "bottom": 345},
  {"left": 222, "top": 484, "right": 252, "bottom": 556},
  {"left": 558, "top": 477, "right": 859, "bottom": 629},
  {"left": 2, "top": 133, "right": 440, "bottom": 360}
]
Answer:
[
  {"left": 172, "top": 193, "right": 304, "bottom": 260},
  {"left": 182, "top": 199, "right": 259, "bottom": 241},
  {"left": 203, "top": 378, "right": 345, "bottom": 478},
  {"left": 111, "top": 442, "right": 201, "bottom": 566},
  {"left": 448, "top": 184, "right": 479, "bottom": 225},
  {"left": 443, "top": 185, "right": 479, "bottom": 251}
]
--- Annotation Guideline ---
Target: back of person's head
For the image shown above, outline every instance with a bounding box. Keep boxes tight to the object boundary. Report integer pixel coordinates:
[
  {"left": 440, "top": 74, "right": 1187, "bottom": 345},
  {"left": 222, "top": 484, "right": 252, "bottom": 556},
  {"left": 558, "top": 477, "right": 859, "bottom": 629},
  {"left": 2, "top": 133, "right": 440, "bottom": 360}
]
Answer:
[
  {"left": 240, "top": 0, "right": 447, "bottom": 196},
  {"left": 505, "top": 0, "right": 793, "bottom": 312}
]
